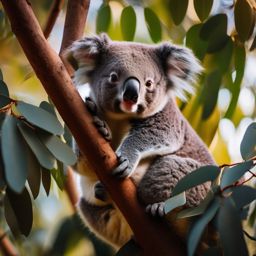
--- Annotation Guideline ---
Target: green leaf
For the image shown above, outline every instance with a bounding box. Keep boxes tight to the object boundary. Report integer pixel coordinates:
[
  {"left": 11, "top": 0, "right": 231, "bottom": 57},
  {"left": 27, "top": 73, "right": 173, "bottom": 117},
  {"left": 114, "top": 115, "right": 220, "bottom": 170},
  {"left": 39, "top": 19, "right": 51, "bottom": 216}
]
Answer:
[
  {"left": 220, "top": 161, "right": 254, "bottom": 189},
  {"left": 39, "top": 101, "right": 57, "bottom": 117},
  {"left": 116, "top": 239, "right": 141, "bottom": 256},
  {"left": 235, "top": 0, "right": 255, "bottom": 42},
  {"left": 164, "top": 192, "right": 186, "bottom": 214},
  {"left": 0, "top": 95, "right": 11, "bottom": 108},
  {"left": 248, "top": 204, "right": 256, "bottom": 227},
  {"left": 5, "top": 187, "right": 33, "bottom": 236},
  {"left": 201, "top": 70, "right": 222, "bottom": 120},
  {"left": 177, "top": 190, "right": 214, "bottom": 219},
  {"left": 16, "top": 101, "right": 64, "bottom": 135},
  {"left": 96, "top": 4, "right": 111, "bottom": 33},
  {"left": 217, "top": 197, "right": 248, "bottom": 256},
  {"left": 0, "top": 80, "right": 9, "bottom": 97},
  {"left": 225, "top": 44, "right": 246, "bottom": 119},
  {"left": 240, "top": 122, "right": 256, "bottom": 160},
  {"left": 172, "top": 165, "right": 220, "bottom": 196},
  {"left": 186, "top": 24, "right": 208, "bottom": 60},
  {"left": 231, "top": 186, "right": 256, "bottom": 209},
  {"left": 41, "top": 168, "right": 51, "bottom": 196},
  {"left": 0, "top": 69, "right": 3, "bottom": 80},
  {"left": 200, "top": 14, "right": 229, "bottom": 53},
  {"left": 17, "top": 122, "right": 55, "bottom": 169},
  {"left": 27, "top": 148, "right": 41, "bottom": 199},
  {"left": 144, "top": 8, "right": 162, "bottom": 43},
  {"left": 188, "top": 198, "right": 220, "bottom": 256},
  {"left": 64, "top": 125, "right": 73, "bottom": 148},
  {"left": 194, "top": 0, "right": 213, "bottom": 22},
  {"left": 121, "top": 6, "right": 136, "bottom": 41},
  {"left": 1, "top": 116, "right": 28, "bottom": 193},
  {"left": 167, "top": 0, "right": 189, "bottom": 25},
  {"left": 51, "top": 163, "right": 66, "bottom": 190},
  {"left": 38, "top": 131, "right": 77, "bottom": 166}
]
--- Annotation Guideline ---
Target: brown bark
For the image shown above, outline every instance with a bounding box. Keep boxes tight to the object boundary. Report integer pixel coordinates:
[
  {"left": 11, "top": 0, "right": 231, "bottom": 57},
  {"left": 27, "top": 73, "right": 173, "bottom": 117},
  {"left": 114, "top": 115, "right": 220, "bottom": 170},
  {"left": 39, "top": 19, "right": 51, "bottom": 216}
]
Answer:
[
  {"left": 0, "top": 0, "right": 185, "bottom": 255},
  {"left": 0, "top": 229, "right": 18, "bottom": 256},
  {"left": 43, "top": 0, "right": 64, "bottom": 39}
]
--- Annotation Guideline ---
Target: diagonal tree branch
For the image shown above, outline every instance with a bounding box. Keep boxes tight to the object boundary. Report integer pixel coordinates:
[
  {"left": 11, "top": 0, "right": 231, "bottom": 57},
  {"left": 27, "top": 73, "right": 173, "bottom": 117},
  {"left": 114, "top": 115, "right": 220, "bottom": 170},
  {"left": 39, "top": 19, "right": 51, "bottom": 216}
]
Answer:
[
  {"left": 43, "top": 0, "right": 64, "bottom": 39},
  {"left": 0, "top": 1, "right": 185, "bottom": 255},
  {"left": 0, "top": 229, "right": 18, "bottom": 256}
]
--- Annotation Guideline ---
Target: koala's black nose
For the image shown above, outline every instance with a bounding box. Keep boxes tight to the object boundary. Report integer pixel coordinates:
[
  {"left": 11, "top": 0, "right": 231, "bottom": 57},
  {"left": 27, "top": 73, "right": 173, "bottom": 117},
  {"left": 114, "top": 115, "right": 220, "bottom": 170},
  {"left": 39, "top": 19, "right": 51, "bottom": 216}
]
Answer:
[{"left": 123, "top": 78, "right": 140, "bottom": 103}]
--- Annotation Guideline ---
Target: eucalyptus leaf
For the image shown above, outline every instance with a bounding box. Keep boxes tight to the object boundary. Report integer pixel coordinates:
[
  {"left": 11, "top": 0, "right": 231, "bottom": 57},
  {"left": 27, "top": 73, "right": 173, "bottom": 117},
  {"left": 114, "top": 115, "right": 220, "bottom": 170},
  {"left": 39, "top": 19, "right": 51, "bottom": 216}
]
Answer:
[
  {"left": 193, "top": 0, "right": 213, "bottom": 22},
  {"left": 144, "top": 8, "right": 162, "bottom": 43},
  {"left": 240, "top": 122, "right": 256, "bottom": 160},
  {"left": 201, "top": 70, "right": 222, "bottom": 120},
  {"left": 0, "top": 95, "right": 11, "bottom": 108},
  {"left": 172, "top": 165, "right": 220, "bottom": 196},
  {"left": 16, "top": 101, "right": 64, "bottom": 135},
  {"left": 5, "top": 187, "right": 33, "bottom": 236},
  {"left": 235, "top": 0, "right": 254, "bottom": 42},
  {"left": 177, "top": 190, "right": 214, "bottom": 219},
  {"left": 188, "top": 198, "right": 220, "bottom": 256},
  {"left": 17, "top": 122, "right": 55, "bottom": 170},
  {"left": 51, "top": 165, "right": 66, "bottom": 190},
  {"left": 41, "top": 168, "right": 51, "bottom": 196},
  {"left": 27, "top": 148, "right": 41, "bottom": 199},
  {"left": 0, "top": 80, "right": 9, "bottom": 97},
  {"left": 38, "top": 131, "right": 77, "bottom": 166},
  {"left": 1, "top": 116, "right": 28, "bottom": 193},
  {"left": 220, "top": 161, "right": 254, "bottom": 189},
  {"left": 96, "top": 4, "right": 111, "bottom": 33},
  {"left": 200, "top": 14, "right": 228, "bottom": 53},
  {"left": 64, "top": 125, "right": 73, "bottom": 148},
  {"left": 39, "top": 101, "right": 57, "bottom": 117},
  {"left": 167, "top": 0, "right": 189, "bottom": 25},
  {"left": 121, "top": 6, "right": 136, "bottom": 41},
  {"left": 217, "top": 197, "right": 248, "bottom": 256},
  {"left": 164, "top": 192, "right": 186, "bottom": 214},
  {"left": 231, "top": 185, "right": 256, "bottom": 209},
  {"left": 186, "top": 24, "right": 208, "bottom": 60}
]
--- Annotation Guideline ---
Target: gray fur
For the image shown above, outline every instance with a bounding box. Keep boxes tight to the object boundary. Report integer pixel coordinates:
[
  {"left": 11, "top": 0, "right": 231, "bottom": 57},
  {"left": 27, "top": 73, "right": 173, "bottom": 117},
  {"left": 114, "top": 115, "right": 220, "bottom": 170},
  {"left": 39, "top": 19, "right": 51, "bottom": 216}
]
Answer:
[{"left": 65, "top": 34, "right": 215, "bottom": 248}]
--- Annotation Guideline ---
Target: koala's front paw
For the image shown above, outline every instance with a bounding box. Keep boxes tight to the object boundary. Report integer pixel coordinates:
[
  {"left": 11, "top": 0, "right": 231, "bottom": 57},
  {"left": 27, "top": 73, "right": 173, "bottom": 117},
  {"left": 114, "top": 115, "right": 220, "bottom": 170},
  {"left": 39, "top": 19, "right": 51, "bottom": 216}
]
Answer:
[
  {"left": 94, "top": 181, "right": 109, "bottom": 202},
  {"left": 112, "top": 153, "right": 132, "bottom": 178},
  {"left": 92, "top": 116, "right": 112, "bottom": 141},
  {"left": 146, "top": 202, "right": 165, "bottom": 217},
  {"left": 85, "top": 97, "right": 97, "bottom": 115}
]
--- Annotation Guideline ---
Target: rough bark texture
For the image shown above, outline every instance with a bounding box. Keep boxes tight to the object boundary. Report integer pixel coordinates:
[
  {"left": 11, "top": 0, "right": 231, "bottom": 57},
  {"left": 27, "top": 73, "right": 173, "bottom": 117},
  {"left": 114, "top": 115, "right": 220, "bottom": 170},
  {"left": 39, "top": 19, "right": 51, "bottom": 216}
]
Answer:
[{"left": 0, "top": 0, "right": 185, "bottom": 255}]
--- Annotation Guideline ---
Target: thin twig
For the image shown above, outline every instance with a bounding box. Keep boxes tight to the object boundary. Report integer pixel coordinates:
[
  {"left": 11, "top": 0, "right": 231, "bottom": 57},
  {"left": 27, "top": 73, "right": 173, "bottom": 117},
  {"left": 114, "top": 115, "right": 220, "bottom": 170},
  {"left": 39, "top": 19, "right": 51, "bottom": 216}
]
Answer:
[{"left": 43, "top": 0, "right": 64, "bottom": 39}]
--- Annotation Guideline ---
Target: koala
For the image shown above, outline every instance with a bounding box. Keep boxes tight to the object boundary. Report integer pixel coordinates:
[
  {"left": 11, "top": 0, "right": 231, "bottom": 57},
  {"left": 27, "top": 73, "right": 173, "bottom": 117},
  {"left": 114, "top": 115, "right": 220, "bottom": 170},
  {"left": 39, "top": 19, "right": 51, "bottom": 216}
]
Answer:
[{"left": 64, "top": 34, "right": 216, "bottom": 249}]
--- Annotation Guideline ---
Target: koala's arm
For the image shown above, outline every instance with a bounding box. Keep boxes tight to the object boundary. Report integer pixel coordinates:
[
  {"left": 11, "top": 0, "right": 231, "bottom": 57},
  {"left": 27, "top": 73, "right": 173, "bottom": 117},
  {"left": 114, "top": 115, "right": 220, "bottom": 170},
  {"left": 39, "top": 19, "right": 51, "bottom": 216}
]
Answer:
[{"left": 114, "top": 102, "right": 185, "bottom": 177}]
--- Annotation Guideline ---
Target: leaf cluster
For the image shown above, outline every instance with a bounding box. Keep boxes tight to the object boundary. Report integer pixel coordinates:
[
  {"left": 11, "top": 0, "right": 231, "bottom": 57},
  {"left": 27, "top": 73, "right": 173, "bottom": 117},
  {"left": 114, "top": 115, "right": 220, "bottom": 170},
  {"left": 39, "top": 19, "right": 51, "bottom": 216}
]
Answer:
[{"left": 0, "top": 72, "right": 77, "bottom": 237}]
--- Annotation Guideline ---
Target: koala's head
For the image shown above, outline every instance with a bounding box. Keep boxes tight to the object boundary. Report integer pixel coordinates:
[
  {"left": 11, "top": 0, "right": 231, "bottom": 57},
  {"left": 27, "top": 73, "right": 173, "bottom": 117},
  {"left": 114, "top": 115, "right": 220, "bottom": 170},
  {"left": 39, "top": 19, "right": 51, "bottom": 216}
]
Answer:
[{"left": 65, "top": 34, "right": 202, "bottom": 119}]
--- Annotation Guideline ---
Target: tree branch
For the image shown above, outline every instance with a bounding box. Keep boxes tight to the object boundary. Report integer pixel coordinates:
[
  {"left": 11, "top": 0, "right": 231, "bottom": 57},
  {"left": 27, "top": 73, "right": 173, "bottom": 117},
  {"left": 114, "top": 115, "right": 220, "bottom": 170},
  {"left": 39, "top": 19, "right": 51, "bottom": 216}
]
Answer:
[
  {"left": 0, "top": 1, "right": 185, "bottom": 255},
  {"left": 43, "top": 0, "right": 64, "bottom": 39},
  {"left": 0, "top": 229, "right": 18, "bottom": 256}
]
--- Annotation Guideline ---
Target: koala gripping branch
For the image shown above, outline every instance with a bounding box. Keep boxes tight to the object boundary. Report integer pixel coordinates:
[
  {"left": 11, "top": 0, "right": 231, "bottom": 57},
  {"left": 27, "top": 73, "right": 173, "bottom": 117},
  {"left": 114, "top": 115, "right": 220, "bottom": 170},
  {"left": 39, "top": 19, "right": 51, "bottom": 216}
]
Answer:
[{"left": 1, "top": 1, "right": 185, "bottom": 255}]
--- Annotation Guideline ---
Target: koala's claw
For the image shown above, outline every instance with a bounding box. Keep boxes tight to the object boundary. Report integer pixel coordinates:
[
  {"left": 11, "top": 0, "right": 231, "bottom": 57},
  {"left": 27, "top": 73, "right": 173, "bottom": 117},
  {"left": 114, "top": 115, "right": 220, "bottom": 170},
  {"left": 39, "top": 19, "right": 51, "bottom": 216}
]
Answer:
[
  {"left": 85, "top": 97, "right": 97, "bottom": 114},
  {"left": 112, "top": 155, "right": 131, "bottom": 178},
  {"left": 94, "top": 181, "right": 108, "bottom": 202},
  {"left": 146, "top": 202, "right": 165, "bottom": 217},
  {"left": 92, "top": 116, "right": 112, "bottom": 141}
]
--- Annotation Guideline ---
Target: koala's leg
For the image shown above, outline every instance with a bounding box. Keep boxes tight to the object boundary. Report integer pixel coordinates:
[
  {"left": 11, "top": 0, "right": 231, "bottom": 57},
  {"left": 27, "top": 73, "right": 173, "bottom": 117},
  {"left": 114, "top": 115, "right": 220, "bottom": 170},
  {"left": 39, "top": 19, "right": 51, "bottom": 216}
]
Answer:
[
  {"left": 78, "top": 175, "right": 132, "bottom": 248},
  {"left": 137, "top": 155, "right": 210, "bottom": 216},
  {"left": 85, "top": 97, "right": 112, "bottom": 141}
]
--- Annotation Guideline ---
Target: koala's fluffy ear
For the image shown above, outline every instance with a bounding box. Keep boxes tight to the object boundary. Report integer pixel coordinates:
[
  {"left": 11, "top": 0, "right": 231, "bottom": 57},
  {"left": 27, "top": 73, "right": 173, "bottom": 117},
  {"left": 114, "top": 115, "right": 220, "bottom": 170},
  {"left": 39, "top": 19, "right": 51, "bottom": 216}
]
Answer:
[
  {"left": 63, "top": 34, "right": 110, "bottom": 85},
  {"left": 157, "top": 43, "right": 203, "bottom": 101}
]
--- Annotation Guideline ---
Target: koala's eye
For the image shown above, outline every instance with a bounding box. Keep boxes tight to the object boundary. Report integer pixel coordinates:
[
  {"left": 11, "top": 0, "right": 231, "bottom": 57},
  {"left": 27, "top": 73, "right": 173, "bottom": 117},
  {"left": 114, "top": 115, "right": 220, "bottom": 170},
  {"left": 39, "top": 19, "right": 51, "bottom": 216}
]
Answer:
[
  {"left": 145, "top": 79, "right": 154, "bottom": 89},
  {"left": 109, "top": 72, "right": 118, "bottom": 83}
]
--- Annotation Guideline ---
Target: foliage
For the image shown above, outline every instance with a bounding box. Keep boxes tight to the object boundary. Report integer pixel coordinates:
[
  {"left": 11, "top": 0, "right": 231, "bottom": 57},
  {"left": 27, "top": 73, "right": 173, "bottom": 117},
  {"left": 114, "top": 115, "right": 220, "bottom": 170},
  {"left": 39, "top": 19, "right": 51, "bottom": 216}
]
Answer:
[
  {"left": 1, "top": 0, "right": 256, "bottom": 255},
  {"left": 0, "top": 74, "right": 76, "bottom": 236}
]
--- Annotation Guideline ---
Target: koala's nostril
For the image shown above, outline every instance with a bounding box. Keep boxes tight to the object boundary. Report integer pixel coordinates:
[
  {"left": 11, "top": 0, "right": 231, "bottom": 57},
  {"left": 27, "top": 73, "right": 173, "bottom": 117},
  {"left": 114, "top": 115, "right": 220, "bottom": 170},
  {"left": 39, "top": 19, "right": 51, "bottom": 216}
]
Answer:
[{"left": 123, "top": 78, "right": 140, "bottom": 103}]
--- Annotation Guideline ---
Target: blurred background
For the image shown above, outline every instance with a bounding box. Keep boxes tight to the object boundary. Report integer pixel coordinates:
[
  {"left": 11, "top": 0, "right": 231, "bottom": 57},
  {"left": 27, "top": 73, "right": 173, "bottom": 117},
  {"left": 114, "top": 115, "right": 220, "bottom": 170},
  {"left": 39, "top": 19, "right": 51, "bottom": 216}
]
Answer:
[{"left": 0, "top": 0, "right": 256, "bottom": 255}]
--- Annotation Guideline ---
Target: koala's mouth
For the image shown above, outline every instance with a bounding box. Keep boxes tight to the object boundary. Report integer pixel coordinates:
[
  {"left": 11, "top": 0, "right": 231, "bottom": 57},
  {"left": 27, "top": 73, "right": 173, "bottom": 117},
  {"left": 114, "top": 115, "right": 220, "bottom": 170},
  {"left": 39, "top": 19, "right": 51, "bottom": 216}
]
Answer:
[{"left": 114, "top": 99, "right": 145, "bottom": 115}]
